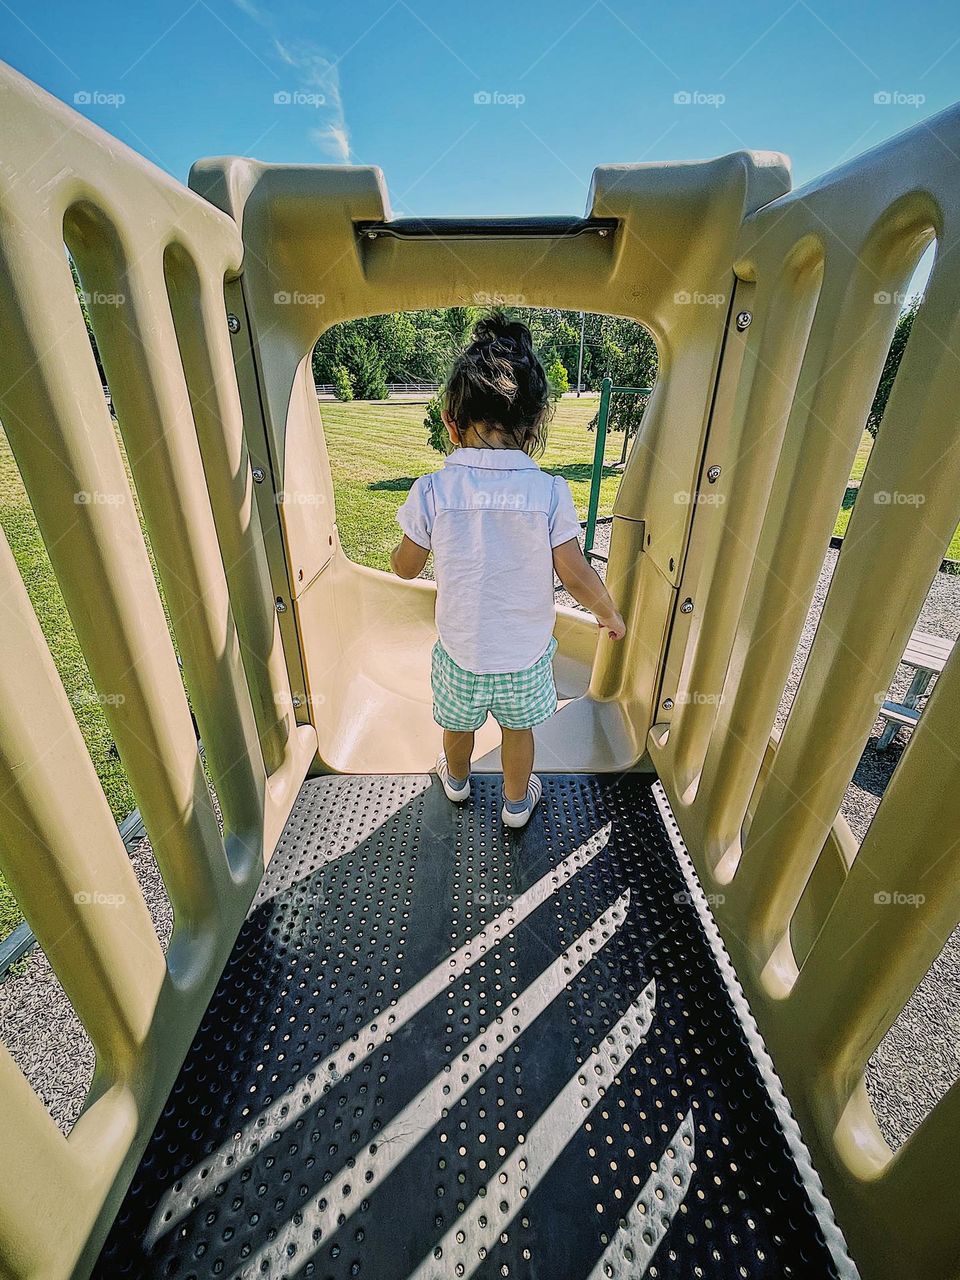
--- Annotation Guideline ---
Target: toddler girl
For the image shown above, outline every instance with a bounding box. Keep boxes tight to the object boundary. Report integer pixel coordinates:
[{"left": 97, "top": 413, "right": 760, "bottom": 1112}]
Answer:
[{"left": 391, "top": 313, "right": 625, "bottom": 828}]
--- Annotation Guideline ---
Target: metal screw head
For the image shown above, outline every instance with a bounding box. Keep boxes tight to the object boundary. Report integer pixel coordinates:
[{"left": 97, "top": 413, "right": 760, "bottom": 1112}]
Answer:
[
  {"left": 735, "top": 310, "right": 752, "bottom": 331},
  {"left": 291, "top": 695, "right": 303, "bottom": 709},
  {"left": 706, "top": 465, "right": 722, "bottom": 483},
  {"left": 662, "top": 698, "right": 675, "bottom": 711},
  {"left": 275, "top": 597, "right": 287, "bottom": 614},
  {"left": 366, "top": 230, "right": 378, "bottom": 240},
  {"left": 680, "top": 597, "right": 694, "bottom": 614},
  {"left": 252, "top": 467, "right": 266, "bottom": 484},
  {"left": 227, "top": 313, "right": 241, "bottom": 334}
]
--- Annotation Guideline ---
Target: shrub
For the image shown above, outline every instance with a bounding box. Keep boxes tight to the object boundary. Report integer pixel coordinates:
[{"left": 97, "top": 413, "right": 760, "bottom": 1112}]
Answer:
[
  {"left": 333, "top": 364, "right": 353, "bottom": 401},
  {"left": 425, "top": 394, "right": 448, "bottom": 455},
  {"left": 546, "top": 358, "right": 569, "bottom": 400}
]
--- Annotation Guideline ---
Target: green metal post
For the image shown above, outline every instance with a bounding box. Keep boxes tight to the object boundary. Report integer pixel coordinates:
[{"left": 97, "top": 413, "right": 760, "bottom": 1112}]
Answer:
[{"left": 584, "top": 376, "right": 611, "bottom": 562}]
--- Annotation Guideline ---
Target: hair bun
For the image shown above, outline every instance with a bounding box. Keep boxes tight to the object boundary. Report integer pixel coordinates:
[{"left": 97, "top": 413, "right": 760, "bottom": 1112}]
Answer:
[{"left": 472, "top": 311, "right": 533, "bottom": 353}]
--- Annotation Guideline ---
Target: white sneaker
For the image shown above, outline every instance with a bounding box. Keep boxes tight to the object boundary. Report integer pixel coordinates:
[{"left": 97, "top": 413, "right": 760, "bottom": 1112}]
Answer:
[
  {"left": 437, "top": 752, "right": 471, "bottom": 802},
  {"left": 501, "top": 775, "right": 543, "bottom": 828}
]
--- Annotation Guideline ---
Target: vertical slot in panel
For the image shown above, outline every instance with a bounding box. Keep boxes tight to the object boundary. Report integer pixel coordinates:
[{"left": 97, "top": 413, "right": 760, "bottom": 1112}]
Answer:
[
  {"left": 736, "top": 229, "right": 953, "bottom": 982},
  {"left": 661, "top": 242, "right": 824, "bottom": 806},
  {"left": 0, "top": 212, "right": 229, "bottom": 951},
  {"left": 66, "top": 204, "right": 266, "bottom": 869},
  {"left": 164, "top": 244, "right": 293, "bottom": 777},
  {"left": 692, "top": 217, "right": 931, "bottom": 876},
  {"left": 0, "top": 527, "right": 165, "bottom": 1084}
]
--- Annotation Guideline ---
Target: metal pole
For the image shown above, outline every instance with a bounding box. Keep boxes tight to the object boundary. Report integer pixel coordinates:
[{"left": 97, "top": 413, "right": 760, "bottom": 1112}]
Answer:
[
  {"left": 584, "top": 377, "right": 611, "bottom": 561},
  {"left": 576, "top": 311, "right": 585, "bottom": 396}
]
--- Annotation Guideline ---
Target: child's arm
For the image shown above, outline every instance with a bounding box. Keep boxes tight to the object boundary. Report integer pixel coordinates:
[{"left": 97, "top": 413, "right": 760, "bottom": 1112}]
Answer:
[
  {"left": 390, "top": 535, "right": 430, "bottom": 580},
  {"left": 392, "top": 476, "right": 434, "bottom": 579},
  {"left": 552, "top": 538, "right": 626, "bottom": 639}
]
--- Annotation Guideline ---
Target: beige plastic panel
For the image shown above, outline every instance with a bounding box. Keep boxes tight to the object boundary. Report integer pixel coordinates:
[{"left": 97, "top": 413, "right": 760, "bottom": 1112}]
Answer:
[
  {"left": 189, "top": 147, "right": 789, "bottom": 773},
  {"left": 0, "top": 62, "right": 316, "bottom": 1280},
  {"left": 651, "top": 102, "right": 960, "bottom": 1280}
]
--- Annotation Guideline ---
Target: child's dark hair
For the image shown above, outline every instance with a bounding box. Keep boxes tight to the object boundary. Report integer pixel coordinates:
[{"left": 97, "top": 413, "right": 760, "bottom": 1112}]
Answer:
[{"left": 444, "top": 312, "right": 552, "bottom": 455}]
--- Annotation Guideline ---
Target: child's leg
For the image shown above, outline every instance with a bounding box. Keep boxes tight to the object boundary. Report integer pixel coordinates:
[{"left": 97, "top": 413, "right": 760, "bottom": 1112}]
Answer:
[
  {"left": 443, "top": 729, "right": 475, "bottom": 782},
  {"left": 501, "top": 726, "right": 534, "bottom": 803}
]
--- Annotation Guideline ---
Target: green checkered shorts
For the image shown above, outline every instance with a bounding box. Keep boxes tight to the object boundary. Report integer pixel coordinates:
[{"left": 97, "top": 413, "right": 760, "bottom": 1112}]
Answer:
[{"left": 431, "top": 637, "right": 559, "bottom": 732}]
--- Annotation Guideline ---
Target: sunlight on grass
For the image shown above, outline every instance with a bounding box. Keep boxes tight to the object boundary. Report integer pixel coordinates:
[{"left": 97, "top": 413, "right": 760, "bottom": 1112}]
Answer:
[{"left": 321, "top": 395, "right": 621, "bottom": 571}]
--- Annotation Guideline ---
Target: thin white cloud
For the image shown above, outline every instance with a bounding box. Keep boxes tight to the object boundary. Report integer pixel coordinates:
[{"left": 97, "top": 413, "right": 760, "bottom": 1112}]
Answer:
[
  {"left": 273, "top": 38, "right": 351, "bottom": 160},
  {"left": 225, "top": 5, "right": 351, "bottom": 161},
  {"left": 310, "top": 123, "right": 351, "bottom": 162}
]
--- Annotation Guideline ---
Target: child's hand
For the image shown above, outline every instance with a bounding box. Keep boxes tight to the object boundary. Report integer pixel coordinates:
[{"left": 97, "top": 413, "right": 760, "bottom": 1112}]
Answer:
[{"left": 597, "top": 610, "right": 626, "bottom": 640}]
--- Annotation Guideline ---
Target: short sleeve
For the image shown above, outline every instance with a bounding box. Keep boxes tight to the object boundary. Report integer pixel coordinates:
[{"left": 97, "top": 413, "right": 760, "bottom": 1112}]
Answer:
[
  {"left": 548, "top": 476, "right": 581, "bottom": 547},
  {"left": 396, "top": 475, "right": 435, "bottom": 549}
]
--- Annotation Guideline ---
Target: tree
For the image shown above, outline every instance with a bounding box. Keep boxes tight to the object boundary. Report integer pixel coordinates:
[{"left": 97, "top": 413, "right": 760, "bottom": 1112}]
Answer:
[
  {"left": 333, "top": 364, "right": 353, "bottom": 401},
  {"left": 310, "top": 307, "right": 658, "bottom": 401},
  {"left": 425, "top": 395, "right": 448, "bottom": 455},
  {"left": 546, "top": 358, "right": 569, "bottom": 400},
  {"left": 339, "top": 329, "right": 388, "bottom": 399},
  {"left": 585, "top": 316, "right": 658, "bottom": 460},
  {"left": 867, "top": 298, "right": 920, "bottom": 438}
]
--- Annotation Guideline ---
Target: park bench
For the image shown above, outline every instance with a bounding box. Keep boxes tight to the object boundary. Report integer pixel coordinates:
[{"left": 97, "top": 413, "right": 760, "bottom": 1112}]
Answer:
[{"left": 877, "top": 628, "right": 955, "bottom": 750}]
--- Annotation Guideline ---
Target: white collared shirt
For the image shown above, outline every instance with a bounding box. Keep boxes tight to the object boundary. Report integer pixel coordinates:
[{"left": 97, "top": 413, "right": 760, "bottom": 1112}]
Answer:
[{"left": 397, "top": 448, "right": 581, "bottom": 674}]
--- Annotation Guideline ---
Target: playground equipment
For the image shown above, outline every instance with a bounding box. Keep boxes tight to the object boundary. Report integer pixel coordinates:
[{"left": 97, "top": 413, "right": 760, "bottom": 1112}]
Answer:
[
  {"left": 0, "top": 57, "right": 959, "bottom": 1280},
  {"left": 583, "top": 376, "right": 653, "bottom": 564}
]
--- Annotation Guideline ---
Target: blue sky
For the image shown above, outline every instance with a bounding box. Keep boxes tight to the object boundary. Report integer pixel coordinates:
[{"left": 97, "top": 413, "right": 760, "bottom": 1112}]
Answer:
[{"left": 1, "top": 0, "right": 957, "bottom": 218}]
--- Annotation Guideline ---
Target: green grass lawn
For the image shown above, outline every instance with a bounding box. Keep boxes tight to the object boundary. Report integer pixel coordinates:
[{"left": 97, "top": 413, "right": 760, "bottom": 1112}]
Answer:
[
  {"left": 1, "top": 401, "right": 956, "bottom": 938},
  {"left": 0, "top": 431, "right": 142, "bottom": 937},
  {"left": 321, "top": 395, "right": 617, "bottom": 570},
  {"left": 833, "top": 429, "right": 960, "bottom": 557}
]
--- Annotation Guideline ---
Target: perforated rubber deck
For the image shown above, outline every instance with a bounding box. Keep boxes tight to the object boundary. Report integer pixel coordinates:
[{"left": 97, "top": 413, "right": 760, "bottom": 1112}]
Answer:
[{"left": 96, "top": 774, "right": 848, "bottom": 1280}]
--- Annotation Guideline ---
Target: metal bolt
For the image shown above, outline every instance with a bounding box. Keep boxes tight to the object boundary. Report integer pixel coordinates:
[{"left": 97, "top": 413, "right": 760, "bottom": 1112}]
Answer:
[
  {"left": 252, "top": 467, "right": 265, "bottom": 484},
  {"left": 706, "top": 465, "right": 721, "bottom": 483},
  {"left": 291, "top": 695, "right": 303, "bottom": 709},
  {"left": 735, "top": 310, "right": 752, "bottom": 331},
  {"left": 662, "top": 698, "right": 674, "bottom": 711},
  {"left": 366, "top": 230, "right": 378, "bottom": 240},
  {"left": 275, "top": 597, "right": 287, "bottom": 614},
  {"left": 680, "top": 597, "right": 694, "bottom": 614},
  {"left": 598, "top": 228, "right": 609, "bottom": 237},
  {"left": 227, "top": 313, "right": 241, "bottom": 334}
]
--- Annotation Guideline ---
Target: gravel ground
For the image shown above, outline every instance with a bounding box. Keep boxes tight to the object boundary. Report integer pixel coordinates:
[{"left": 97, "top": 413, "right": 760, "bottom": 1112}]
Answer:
[{"left": 2, "top": 527, "right": 957, "bottom": 1154}]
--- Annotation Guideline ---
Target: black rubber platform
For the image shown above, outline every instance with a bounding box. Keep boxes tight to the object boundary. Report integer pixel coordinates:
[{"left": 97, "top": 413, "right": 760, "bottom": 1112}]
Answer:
[{"left": 96, "top": 774, "right": 845, "bottom": 1280}]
